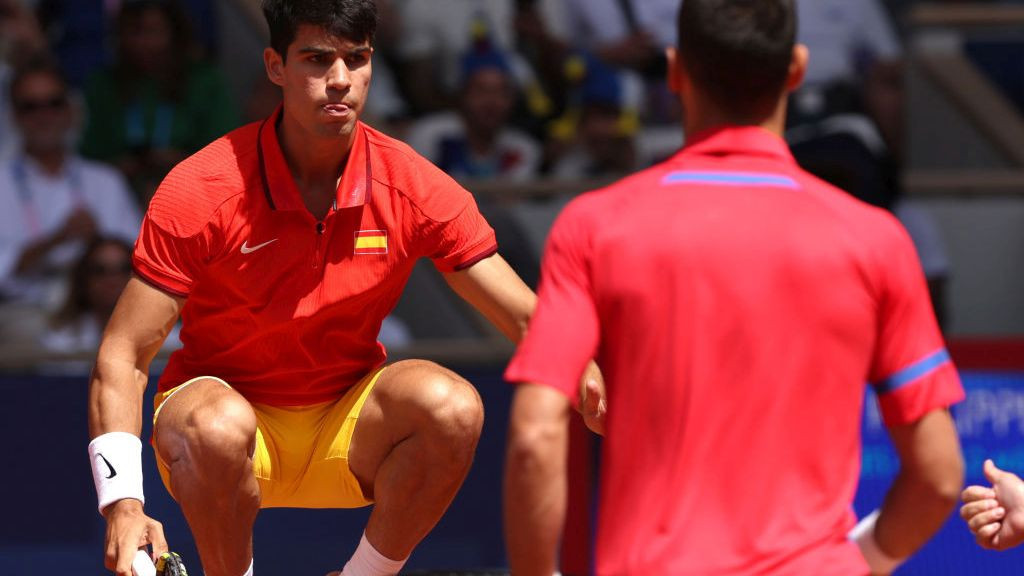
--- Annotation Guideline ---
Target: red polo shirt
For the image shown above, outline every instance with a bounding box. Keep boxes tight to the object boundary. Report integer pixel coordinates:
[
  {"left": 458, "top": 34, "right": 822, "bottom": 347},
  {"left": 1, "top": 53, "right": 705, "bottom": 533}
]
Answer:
[
  {"left": 135, "top": 107, "right": 496, "bottom": 405},
  {"left": 506, "top": 126, "right": 963, "bottom": 575}
]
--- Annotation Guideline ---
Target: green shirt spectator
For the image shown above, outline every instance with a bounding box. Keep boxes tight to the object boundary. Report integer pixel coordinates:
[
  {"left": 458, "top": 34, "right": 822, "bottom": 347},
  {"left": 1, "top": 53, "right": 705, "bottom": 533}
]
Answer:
[{"left": 78, "top": 0, "right": 239, "bottom": 204}]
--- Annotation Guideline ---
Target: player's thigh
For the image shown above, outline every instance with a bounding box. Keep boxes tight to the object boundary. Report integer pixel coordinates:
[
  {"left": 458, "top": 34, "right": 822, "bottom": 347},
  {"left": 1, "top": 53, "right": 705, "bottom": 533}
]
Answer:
[
  {"left": 347, "top": 359, "right": 483, "bottom": 495},
  {"left": 152, "top": 376, "right": 258, "bottom": 465}
]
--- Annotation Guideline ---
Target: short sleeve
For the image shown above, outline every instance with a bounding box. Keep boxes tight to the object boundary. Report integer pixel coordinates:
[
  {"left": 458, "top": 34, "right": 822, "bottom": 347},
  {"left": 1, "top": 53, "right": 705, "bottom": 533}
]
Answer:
[
  {"left": 132, "top": 172, "right": 216, "bottom": 297},
  {"left": 133, "top": 215, "right": 204, "bottom": 297},
  {"left": 403, "top": 161, "right": 497, "bottom": 272},
  {"left": 505, "top": 203, "right": 600, "bottom": 403},
  {"left": 869, "top": 219, "right": 963, "bottom": 426},
  {"left": 424, "top": 198, "right": 498, "bottom": 273}
]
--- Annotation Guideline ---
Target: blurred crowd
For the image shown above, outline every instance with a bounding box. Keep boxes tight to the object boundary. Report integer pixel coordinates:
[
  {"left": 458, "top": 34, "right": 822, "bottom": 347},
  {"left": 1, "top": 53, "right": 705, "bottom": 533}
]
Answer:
[{"left": 1, "top": 0, "right": 1016, "bottom": 368}]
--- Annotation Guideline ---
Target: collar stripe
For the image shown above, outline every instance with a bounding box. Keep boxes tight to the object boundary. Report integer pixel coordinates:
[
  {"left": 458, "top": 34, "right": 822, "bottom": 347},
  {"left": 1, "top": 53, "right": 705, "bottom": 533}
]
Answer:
[
  {"left": 662, "top": 171, "right": 799, "bottom": 189},
  {"left": 256, "top": 116, "right": 277, "bottom": 210}
]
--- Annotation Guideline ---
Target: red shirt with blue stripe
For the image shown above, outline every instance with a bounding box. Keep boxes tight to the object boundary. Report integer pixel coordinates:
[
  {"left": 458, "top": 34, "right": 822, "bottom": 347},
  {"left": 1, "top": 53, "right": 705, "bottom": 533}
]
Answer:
[{"left": 505, "top": 126, "right": 963, "bottom": 575}]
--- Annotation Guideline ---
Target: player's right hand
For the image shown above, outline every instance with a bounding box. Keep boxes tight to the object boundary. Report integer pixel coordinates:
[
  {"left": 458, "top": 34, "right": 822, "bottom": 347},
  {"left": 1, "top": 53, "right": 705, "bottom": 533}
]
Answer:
[
  {"left": 960, "top": 459, "right": 1024, "bottom": 550},
  {"left": 103, "top": 499, "right": 168, "bottom": 575},
  {"left": 578, "top": 360, "right": 607, "bottom": 436}
]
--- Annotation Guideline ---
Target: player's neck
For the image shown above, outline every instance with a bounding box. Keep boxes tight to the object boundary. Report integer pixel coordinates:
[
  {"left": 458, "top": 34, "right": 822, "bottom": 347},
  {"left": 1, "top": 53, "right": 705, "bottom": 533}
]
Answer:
[
  {"left": 277, "top": 114, "right": 351, "bottom": 187},
  {"left": 683, "top": 98, "right": 787, "bottom": 139},
  {"left": 277, "top": 114, "right": 352, "bottom": 219}
]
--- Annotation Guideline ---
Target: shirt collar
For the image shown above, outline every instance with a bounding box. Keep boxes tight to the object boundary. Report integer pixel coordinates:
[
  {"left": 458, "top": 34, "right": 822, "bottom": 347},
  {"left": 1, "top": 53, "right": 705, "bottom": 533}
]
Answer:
[
  {"left": 677, "top": 125, "right": 796, "bottom": 165},
  {"left": 257, "top": 105, "right": 372, "bottom": 211}
]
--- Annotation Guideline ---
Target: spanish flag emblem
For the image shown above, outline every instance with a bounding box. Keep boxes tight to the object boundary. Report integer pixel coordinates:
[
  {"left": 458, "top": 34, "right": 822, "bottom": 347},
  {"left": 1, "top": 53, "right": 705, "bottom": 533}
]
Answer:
[{"left": 354, "top": 230, "right": 388, "bottom": 255}]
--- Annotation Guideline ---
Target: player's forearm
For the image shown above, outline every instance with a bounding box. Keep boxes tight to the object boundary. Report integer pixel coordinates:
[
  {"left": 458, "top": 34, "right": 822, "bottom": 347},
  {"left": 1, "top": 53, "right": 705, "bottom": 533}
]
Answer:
[
  {"left": 875, "top": 411, "right": 964, "bottom": 558},
  {"left": 88, "top": 339, "right": 153, "bottom": 438},
  {"left": 875, "top": 461, "right": 963, "bottom": 558},
  {"left": 444, "top": 254, "right": 538, "bottom": 343},
  {"left": 504, "top": 432, "right": 566, "bottom": 575},
  {"left": 504, "top": 387, "right": 570, "bottom": 575}
]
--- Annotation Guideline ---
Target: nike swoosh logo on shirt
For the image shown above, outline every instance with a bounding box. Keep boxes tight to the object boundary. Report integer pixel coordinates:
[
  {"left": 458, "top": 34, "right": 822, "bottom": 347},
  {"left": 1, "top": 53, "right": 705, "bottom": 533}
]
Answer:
[{"left": 240, "top": 239, "right": 278, "bottom": 254}]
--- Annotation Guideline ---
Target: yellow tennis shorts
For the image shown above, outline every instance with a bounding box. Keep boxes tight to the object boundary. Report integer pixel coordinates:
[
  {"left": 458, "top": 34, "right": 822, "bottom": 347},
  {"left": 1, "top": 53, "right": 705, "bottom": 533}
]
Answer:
[{"left": 152, "top": 367, "right": 385, "bottom": 509}]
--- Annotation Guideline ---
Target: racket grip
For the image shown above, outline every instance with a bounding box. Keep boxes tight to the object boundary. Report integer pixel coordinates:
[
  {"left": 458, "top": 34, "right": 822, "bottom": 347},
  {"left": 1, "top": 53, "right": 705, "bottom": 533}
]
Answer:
[{"left": 132, "top": 549, "right": 157, "bottom": 576}]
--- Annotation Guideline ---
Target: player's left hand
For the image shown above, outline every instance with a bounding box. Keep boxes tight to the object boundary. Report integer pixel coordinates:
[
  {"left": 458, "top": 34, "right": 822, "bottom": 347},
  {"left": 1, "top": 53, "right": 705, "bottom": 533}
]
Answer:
[{"left": 578, "top": 360, "right": 606, "bottom": 436}]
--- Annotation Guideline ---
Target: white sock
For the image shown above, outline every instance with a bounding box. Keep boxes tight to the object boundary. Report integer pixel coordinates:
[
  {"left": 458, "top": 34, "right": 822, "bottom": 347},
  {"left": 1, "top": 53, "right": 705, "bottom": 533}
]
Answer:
[
  {"left": 242, "top": 558, "right": 253, "bottom": 576},
  {"left": 340, "top": 533, "right": 407, "bottom": 576}
]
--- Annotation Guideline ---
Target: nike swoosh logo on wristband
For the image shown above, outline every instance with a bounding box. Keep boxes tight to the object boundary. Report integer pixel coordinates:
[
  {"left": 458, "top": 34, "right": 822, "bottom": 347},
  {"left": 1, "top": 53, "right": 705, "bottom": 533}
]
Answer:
[{"left": 97, "top": 453, "right": 117, "bottom": 479}]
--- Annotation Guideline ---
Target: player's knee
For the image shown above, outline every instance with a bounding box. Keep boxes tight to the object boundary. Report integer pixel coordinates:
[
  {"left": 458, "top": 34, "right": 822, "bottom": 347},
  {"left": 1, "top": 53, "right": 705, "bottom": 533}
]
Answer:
[
  {"left": 176, "top": 394, "right": 256, "bottom": 467},
  {"left": 422, "top": 374, "right": 484, "bottom": 453}
]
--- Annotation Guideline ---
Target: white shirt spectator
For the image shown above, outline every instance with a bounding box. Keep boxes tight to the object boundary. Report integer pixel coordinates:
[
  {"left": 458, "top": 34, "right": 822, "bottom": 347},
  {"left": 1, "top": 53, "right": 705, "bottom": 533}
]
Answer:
[
  {"left": 562, "top": 0, "right": 680, "bottom": 51},
  {"left": 0, "top": 155, "right": 141, "bottom": 299},
  {"left": 395, "top": 0, "right": 517, "bottom": 92},
  {"left": 797, "top": 0, "right": 902, "bottom": 87},
  {"left": 406, "top": 111, "right": 541, "bottom": 182}
]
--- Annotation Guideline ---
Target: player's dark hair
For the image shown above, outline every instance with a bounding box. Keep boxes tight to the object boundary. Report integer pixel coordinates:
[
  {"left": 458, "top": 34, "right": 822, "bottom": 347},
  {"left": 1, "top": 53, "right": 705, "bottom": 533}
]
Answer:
[
  {"left": 262, "top": 0, "right": 378, "bottom": 59},
  {"left": 677, "top": 0, "right": 796, "bottom": 121}
]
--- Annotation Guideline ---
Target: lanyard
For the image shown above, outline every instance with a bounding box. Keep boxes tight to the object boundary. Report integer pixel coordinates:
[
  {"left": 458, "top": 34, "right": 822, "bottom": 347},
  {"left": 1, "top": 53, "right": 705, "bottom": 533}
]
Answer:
[
  {"left": 124, "top": 102, "right": 175, "bottom": 150},
  {"left": 11, "top": 157, "right": 85, "bottom": 237}
]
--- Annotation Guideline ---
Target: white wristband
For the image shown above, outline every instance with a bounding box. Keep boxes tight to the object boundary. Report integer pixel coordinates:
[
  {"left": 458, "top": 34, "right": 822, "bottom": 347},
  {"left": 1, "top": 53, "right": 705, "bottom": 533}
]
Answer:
[
  {"left": 89, "top": 432, "right": 145, "bottom": 515},
  {"left": 849, "top": 509, "right": 905, "bottom": 575}
]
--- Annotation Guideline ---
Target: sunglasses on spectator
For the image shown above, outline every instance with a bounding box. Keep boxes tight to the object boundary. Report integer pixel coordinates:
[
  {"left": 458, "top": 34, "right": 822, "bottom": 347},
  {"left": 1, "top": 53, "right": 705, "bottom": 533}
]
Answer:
[
  {"left": 13, "top": 95, "right": 69, "bottom": 114},
  {"left": 87, "top": 262, "right": 133, "bottom": 277}
]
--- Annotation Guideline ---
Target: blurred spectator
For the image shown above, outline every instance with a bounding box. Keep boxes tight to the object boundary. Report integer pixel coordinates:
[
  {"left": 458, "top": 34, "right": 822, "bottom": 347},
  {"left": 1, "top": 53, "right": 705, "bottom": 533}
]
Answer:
[
  {"left": 394, "top": 0, "right": 519, "bottom": 114},
  {"left": 558, "top": 0, "right": 679, "bottom": 124},
  {"left": 407, "top": 48, "right": 541, "bottom": 182},
  {"left": 0, "top": 0, "right": 46, "bottom": 159},
  {"left": 0, "top": 61, "right": 141, "bottom": 308},
  {"left": 550, "top": 55, "right": 638, "bottom": 179},
  {"left": 790, "top": 0, "right": 902, "bottom": 131},
  {"left": 40, "top": 236, "right": 181, "bottom": 357},
  {"left": 78, "top": 0, "right": 239, "bottom": 204},
  {"left": 362, "top": 0, "right": 410, "bottom": 132},
  {"left": 36, "top": 0, "right": 219, "bottom": 88},
  {"left": 512, "top": 0, "right": 573, "bottom": 134},
  {"left": 560, "top": 0, "right": 677, "bottom": 77}
]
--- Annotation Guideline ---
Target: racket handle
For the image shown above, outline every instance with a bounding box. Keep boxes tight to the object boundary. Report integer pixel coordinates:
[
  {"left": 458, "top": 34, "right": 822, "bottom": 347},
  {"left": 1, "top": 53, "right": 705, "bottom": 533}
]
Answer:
[{"left": 132, "top": 549, "right": 157, "bottom": 576}]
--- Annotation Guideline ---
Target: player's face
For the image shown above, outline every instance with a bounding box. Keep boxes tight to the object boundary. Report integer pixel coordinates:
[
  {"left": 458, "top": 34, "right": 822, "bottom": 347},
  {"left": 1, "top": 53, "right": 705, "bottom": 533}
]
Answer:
[{"left": 266, "top": 24, "right": 373, "bottom": 140}]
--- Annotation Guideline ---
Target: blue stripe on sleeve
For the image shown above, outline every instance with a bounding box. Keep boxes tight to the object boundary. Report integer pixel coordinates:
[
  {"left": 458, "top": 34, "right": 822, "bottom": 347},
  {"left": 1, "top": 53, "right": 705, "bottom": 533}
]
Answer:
[
  {"left": 662, "top": 171, "right": 799, "bottom": 189},
  {"left": 873, "top": 349, "right": 952, "bottom": 394}
]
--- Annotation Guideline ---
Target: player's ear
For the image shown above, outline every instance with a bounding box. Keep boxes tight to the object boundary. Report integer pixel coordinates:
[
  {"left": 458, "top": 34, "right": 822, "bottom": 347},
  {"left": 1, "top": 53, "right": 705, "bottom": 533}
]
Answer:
[
  {"left": 786, "top": 43, "right": 809, "bottom": 93},
  {"left": 666, "top": 46, "right": 683, "bottom": 95},
  {"left": 264, "top": 47, "right": 286, "bottom": 87}
]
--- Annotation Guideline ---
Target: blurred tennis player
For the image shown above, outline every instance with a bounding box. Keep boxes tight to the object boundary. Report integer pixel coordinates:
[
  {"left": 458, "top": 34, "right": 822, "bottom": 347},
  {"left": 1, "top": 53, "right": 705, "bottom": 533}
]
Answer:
[
  {"left": 86, "top": 1, "right": 601, "bottom": 575},
  {"left": 504, "top": 0, "right": 964, "bottom": 574}
]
